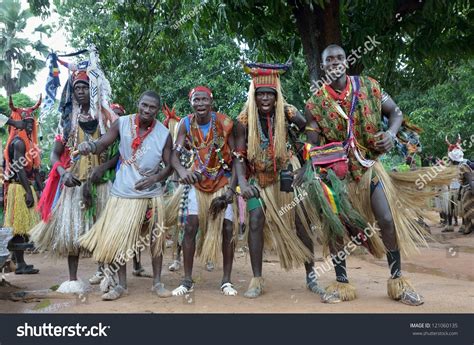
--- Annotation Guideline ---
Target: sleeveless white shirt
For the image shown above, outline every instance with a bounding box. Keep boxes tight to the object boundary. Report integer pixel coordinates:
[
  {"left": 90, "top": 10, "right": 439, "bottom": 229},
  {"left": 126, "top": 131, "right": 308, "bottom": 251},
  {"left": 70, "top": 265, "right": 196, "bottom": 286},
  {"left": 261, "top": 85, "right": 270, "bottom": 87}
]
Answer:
[{"left": 111, "top": 114, "right": 169, "bottom": 198}]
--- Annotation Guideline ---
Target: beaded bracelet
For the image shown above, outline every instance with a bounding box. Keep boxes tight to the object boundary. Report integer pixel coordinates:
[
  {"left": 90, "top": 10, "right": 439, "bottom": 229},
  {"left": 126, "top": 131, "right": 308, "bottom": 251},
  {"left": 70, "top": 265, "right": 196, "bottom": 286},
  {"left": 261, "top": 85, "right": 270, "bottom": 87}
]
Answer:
[{"left": 173, "top": 144, "right": 184, "bottom": 153}]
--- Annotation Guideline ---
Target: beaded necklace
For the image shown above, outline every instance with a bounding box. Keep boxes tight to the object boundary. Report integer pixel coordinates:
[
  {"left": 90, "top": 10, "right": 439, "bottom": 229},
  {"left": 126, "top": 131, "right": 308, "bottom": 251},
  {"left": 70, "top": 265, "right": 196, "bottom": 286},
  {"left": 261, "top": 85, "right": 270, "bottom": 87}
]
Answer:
[
  {"left": 188, "top": 112, "right": 228, "bottom": 180},
  {"left": 257, "top": 112, "right": 278, "bottom": 172},
  {"left": 256, "top": 113, "right": 274, "bottom": 149}
]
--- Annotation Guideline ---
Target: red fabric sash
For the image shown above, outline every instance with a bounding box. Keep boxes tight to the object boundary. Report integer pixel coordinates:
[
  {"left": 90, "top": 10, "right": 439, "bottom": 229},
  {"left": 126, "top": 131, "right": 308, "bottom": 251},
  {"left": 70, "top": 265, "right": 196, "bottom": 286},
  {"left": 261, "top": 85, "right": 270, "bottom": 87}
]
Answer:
[{"left": 36, "top": 146, "right": 71, "bottom": 222}]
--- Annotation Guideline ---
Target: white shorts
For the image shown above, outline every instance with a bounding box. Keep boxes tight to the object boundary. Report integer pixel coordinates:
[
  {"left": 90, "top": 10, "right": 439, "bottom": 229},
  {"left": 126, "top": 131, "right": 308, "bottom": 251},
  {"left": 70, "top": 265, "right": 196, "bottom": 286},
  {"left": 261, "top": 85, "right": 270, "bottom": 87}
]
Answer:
[{"left": 187, "top": 186, "right": 233, "bottom": 221}]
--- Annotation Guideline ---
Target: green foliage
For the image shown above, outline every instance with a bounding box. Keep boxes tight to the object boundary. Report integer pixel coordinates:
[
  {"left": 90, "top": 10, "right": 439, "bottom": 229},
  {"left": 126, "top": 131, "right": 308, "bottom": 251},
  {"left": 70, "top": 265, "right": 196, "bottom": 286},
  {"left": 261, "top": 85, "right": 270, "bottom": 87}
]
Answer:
[
  {"left": 395, "top": 60, "right": 474, "bottom": 160},
  {"left": 27, "top": 0, "right": 473, "bottom": 162},
  {"left": 0, "top": 0, "right": 51, "bottom": 96},
  {"left": 0, "top": 93, "right": 35, "bottom": 115},
  {"left": 37, "top": 105, "right": 61, "bottom": 169},
  {"left": 52, "top": 1, "right": 301, "bottom": 118}
]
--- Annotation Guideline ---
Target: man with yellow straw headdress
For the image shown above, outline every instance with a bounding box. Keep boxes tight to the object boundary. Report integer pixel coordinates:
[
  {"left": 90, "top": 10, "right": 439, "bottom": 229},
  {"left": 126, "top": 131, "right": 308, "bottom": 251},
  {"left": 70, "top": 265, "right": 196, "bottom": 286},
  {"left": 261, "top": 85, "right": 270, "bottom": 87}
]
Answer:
[
  {"left": 30, "top": 51, "right": 119, "bottom": 294},
  {"left": 234, "top": 61, "right": 322, "bottom": 299},
  {"left": 78, "top": 90, "right": 173, "bottom": 301},
  {"left": 168, "top": 86, "right": 238, "bottom": 296},
  {"left": 3, "top": 96, "right": 42, "bottom": 274},
  {"left": 297, "top": 44, "right": 450, "bottom": 305}
]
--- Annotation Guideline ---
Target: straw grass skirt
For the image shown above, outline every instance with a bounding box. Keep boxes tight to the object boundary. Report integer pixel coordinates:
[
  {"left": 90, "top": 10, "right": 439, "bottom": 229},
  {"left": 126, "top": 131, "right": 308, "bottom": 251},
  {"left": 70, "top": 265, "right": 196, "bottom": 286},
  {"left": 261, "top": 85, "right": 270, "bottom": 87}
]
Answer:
[
  {"left": 80, "top": 195, "right": 167, "bottom": 264},
  {"left": 347, "top": 162, "right": 431, "bottom": 257},
  {"left": 29, "top": 182, "right": 110, "bottom": 257},
  {"left": 4, "top": 183, "right": 40, "bottom": 236},
  {"left": 254, "top": 180, "right": 313, "bottom": 271},
  {"left": 165, "top": 184, "right": 238, "bottom": 264}
]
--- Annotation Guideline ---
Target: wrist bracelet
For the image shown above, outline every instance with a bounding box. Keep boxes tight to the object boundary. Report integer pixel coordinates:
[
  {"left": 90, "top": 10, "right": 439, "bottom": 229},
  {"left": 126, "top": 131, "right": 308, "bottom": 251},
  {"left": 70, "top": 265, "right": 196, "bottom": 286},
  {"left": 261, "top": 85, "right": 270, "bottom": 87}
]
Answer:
[
  {"left": 173, "top": 144, "right": 184, "bottom": 153},
  {"left": 386, "top": 130, "right": 397, "bottom": 143}
]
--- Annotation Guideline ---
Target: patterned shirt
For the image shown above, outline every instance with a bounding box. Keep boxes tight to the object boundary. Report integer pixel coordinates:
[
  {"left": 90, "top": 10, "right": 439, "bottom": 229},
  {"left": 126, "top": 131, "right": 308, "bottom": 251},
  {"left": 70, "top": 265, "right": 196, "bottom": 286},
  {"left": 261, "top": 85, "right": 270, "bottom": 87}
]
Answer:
[{"left": 305, "top": 76, "right": 383, "bottom": 182}]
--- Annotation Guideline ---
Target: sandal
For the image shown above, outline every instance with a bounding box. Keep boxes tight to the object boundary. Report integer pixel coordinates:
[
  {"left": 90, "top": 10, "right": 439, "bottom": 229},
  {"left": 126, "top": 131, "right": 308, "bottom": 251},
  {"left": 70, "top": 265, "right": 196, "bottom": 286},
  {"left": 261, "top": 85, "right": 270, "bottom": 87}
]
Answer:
[
  {"left": 399, "top": 288, "right": 424, "bottom": 306},
  {"left": 168, "top": 260, "right": 181, "bottom": 272},
  {"left": 132, "top": 268, "right": 152, "bottom": 278},
  {"left": 172, "top": 281, "right": 194, "bottom": 296},
  {"left": 151, "top": 282, "right": 172, "bottom": 298},
  {"left": 100, "top": 274, "right": 117, "bottom": 293},
  {"left": 88, "top": 271, "right": 104, "bottom": 285},
  {"left": 244, "top": 277, "right": 264, "bottom": 299},
  {"left": 321, "top": 291, "right": 342, "bottom": 304},
  {"left": 57, "top": 279, "right": 90, "bottom": 294},
  {"left": 102, "top": 285, "right": 127, "bottom": 301},
  {"left": 15, "top": 265, "right": 39, "bottom": 274},
  {"left": 221, "top": 282, "right": 237, "bottom": 296},
  {"left": 388, "top": 277, "right": 423, "bottom": 306}
]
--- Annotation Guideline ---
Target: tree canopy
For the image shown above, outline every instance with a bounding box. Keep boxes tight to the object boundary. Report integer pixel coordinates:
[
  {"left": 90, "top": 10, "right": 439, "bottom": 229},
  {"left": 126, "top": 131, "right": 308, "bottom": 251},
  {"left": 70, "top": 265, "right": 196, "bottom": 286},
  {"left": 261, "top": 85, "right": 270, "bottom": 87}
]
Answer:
[
  {"left": 15, "top": 0, "right": 474, "bottom": 160},
  {"left": 0, "top": 0, "right": 51, "bottom": 96}
]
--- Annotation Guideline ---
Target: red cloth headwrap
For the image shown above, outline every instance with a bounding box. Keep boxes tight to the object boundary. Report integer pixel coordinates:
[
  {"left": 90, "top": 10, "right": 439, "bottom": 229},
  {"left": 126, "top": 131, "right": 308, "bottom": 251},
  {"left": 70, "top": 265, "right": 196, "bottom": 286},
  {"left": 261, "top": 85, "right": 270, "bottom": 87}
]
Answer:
[
  {"left": 72, "top": 70, "right": 89, "bottom": 86},
  {"left": 188, "top": 86, "right": 213, "bottom": 100}
]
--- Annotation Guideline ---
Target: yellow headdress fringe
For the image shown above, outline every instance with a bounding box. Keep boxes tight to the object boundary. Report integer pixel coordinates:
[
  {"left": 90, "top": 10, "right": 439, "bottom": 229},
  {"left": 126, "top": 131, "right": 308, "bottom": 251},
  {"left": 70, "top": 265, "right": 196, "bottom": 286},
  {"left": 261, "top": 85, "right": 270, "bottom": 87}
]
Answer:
[
  {"left": 246, "top": 78, "right": 287, "bottom": 165},
  {"left": 168, "top": 118, "right": 181, "bottom": 142},
  {"left": 325, "top": 281, "right": 357, "bottom": 301}
]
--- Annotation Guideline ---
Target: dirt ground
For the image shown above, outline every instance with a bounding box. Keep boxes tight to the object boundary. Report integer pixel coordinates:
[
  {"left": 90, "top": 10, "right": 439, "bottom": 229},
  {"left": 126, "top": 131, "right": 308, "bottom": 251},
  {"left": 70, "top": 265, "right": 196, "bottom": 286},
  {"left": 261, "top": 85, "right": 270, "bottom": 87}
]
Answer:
[{"left": 1, "top": 212, "right": 473, "bottom": 314}]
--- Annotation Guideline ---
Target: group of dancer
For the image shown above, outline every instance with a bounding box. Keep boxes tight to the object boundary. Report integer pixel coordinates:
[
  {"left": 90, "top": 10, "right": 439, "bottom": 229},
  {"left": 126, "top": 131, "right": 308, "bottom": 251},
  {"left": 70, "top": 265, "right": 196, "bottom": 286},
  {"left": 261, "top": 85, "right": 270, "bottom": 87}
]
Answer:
[{"left": 2, "top": 44, "right": 468, "bottom": 306}]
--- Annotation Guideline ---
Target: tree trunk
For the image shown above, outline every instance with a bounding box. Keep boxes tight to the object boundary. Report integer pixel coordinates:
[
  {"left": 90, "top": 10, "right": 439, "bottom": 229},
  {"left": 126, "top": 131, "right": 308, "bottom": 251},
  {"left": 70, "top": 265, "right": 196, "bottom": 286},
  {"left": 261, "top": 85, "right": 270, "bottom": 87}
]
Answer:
[
  {"left": 4, "top": 77, "right": 19, "bottom": 98},
  {"left": 290, "top": 0, "right": 342, "bottom": 84},
  {"left": 2, "top": 59, "right": 19, "bottom": 98}
]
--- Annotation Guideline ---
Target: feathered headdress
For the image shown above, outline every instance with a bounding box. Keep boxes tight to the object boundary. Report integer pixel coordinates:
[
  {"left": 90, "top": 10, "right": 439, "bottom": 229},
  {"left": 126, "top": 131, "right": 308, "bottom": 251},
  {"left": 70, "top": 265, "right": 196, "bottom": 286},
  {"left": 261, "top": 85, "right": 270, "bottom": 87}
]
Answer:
[
  {"left": 48, "top": 45, "right": 117, "bottom": 142},
  {"left": 162, "top": 103, "right": 181, "bottom": 141}
]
